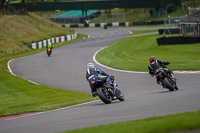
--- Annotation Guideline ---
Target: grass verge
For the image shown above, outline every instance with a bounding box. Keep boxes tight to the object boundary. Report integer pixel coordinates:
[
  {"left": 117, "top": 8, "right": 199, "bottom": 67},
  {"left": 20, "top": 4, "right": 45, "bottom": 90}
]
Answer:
[
  {"left": 132, "top": 24, "right": 164, "bottom": 28},
  {"left": 61, "top": 110, "right": 200, "bottom": 133},
  {"left": 96, "top": 33, "right": 200, "bottom": 72},
  {"left": 131, "top": 29, "right": 158, "bottom": 35},
  {"left": 0, "top": 34, "right": 98, "bottom": 117}
]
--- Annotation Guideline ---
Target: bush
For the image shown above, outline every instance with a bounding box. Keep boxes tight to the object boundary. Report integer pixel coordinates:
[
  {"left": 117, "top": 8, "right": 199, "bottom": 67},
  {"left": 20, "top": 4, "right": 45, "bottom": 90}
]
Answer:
[{"left": 166, "top": 3, "right": 177, "bottom": 14}]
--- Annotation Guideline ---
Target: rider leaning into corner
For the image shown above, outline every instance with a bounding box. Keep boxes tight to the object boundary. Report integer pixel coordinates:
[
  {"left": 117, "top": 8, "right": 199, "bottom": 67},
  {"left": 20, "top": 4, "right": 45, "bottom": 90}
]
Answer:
[
  {"left": 148, "top": 56, "right": 177, "bottom": 88},
  {"left": 86, "top": 63, "right": 114, "bottom": 97}
]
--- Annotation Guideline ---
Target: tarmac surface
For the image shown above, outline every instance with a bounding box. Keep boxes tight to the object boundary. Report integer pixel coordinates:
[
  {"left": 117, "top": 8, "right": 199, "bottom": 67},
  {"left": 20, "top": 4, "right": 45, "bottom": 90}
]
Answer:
[{"left": 1, "top": 27, "right": 200, "bottom": 133}]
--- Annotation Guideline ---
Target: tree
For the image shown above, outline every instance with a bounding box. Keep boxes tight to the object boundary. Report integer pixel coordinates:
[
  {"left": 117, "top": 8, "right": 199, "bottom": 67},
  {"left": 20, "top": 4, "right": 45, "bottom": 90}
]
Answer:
[
  {"left": 1, "top": 0, "right": 40, "bottom": 14},
  {"left": 20, "top": 0, "right": 41, "bottom": 14},
  {"left": 0, "top": 0, "right": 9, "bottom": 13},
  {"left": 192, "top": 0, "right": 196, "bottom": 7}
]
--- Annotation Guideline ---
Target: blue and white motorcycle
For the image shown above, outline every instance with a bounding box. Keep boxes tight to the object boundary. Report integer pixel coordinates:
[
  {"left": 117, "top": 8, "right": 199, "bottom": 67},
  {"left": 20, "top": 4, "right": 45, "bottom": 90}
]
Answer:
[{"left": 90, "top": 75, "right": 124, "bottom": 104}]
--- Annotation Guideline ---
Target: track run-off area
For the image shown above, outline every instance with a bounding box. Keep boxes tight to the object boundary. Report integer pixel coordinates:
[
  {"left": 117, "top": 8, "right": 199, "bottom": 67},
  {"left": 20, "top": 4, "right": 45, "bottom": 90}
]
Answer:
[{"left": 1, "top": 27, "right": 200, "bottom": 133}]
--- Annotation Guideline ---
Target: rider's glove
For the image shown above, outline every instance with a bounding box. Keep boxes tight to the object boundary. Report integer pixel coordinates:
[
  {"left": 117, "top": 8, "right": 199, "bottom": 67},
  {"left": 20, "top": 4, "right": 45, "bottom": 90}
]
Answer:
[{"left": 110, "top": 75, "right": 115, "bottom": 81}]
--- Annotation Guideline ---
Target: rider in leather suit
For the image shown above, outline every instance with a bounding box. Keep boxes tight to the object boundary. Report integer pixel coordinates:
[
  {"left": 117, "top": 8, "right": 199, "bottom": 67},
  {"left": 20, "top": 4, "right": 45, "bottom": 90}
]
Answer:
[
  {"left": 86, "top": 63, "right": 113, "bottom": 97},
  {"left": 148, "top": 56, "right": 173, "bottom": 85}
]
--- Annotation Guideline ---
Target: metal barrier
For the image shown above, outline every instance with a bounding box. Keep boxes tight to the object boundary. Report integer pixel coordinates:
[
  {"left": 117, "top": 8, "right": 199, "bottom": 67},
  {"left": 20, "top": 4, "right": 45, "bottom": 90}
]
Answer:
[{"left": 157, "top": 36, "right": 200, "bottom": 46}]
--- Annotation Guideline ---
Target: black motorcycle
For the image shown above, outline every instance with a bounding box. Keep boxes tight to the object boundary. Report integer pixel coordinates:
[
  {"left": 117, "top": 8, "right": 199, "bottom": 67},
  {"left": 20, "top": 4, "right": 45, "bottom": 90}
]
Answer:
[
  {"left": 90, "top": 76, "right": 124, "bottom": 104},
  {"left": 156, "top": 68, "right": 178, "bottom": 91},
  {"left": 47, "top": 47, "right": 52, "bottom": 57}
]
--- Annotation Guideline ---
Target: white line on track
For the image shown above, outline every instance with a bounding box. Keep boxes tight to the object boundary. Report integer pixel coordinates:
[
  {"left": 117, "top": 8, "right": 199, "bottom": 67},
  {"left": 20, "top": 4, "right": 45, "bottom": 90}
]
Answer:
[
  {"left": 7, "top": 59, "right": 16, "bottom": 76},
  {"left": 27, "top": 80, "right": 40, "bottom": 85},
  {"left": 174, "top": 71, "right": 200, "bottom": 74}
]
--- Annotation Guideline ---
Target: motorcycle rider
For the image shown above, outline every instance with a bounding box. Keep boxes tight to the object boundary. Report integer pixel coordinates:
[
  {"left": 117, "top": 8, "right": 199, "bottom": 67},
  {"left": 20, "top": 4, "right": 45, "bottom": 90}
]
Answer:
[
  {"left": 148, "top": 56, "right": 174, "bottom": 85},
  {"left": 86, "top": 63, "right": 114, "bottom": 97},
  {"left": 47, "top": 42, "right": 53, "bottom": 54}
]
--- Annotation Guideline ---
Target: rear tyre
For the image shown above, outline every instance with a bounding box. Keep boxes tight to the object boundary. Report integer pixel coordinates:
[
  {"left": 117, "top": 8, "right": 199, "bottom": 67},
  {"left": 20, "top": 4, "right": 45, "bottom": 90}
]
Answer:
[
  {"left": 163, "top": 78, "right": 174, "bottom": 91},
  {"left": 97, "top": 87, "right": 112, "bottom": 104}
]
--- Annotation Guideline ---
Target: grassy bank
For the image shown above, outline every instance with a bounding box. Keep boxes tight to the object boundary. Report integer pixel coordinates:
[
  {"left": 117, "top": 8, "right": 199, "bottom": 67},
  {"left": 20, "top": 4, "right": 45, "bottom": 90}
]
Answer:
[
  {"left": 0, "top": 13, "right": 74, "bottom": 57},
  {"left": 96, "top": 32, "right": 200, "bottom": 72},
  {"left": 62, "top": 110, "right": 200, "bottom": 133}
]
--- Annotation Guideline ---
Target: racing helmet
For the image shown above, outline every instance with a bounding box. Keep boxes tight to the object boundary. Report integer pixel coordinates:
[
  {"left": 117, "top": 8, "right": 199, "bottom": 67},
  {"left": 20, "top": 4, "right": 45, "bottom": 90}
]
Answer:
[
  {"left": 87, "top": 63, "right": 94, "bottom": 69},
  {"left": 149, "top": 56, "right": 156, "bottom": 62}
]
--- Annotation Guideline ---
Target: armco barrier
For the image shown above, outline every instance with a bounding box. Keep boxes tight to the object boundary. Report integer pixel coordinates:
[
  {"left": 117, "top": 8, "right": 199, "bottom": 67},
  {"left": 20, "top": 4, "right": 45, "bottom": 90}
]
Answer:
[
  {"left": 28, "top": 32, "right": 77, "bottom": 49},
  {"left": 157, "top": 36, "right": 200, "bottom": 46}
]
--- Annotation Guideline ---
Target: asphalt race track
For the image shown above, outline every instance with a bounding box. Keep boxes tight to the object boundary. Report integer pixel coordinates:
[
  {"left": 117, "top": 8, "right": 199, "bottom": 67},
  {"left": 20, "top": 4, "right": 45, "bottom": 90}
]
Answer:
[{"left": 1, "top": 27, "right": 200, "bottom": 133}]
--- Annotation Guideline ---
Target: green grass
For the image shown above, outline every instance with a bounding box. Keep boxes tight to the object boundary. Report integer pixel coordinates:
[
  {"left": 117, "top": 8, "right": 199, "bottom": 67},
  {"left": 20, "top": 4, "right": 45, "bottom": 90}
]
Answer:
[
  {"left": 131, "top": 29, "right": 158, "bottom": 35},
  {"left": 0, "top": 34, "right": 97, "bottom": 117},
  {"left": 62, "top": 110, "right": 200, "bottom": 133},
  {"left": 96, "top": 33, "right": 200, "bottom": 72},
  {"left": 132, "top": 24, "right": 164, "bottom": 28}
]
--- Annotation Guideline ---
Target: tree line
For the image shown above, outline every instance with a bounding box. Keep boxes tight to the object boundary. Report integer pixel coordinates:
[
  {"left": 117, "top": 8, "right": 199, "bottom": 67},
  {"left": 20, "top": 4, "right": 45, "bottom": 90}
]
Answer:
[{"left": 0, "top": 0, "right": 40, "bottom": 14}]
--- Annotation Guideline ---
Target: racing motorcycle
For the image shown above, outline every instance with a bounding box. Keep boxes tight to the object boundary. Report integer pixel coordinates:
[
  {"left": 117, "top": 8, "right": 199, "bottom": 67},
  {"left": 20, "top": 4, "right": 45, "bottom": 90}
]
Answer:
[
  {"left": 156, "top": 68, "right": 178, "bottom": 91},
  {"left": 90, "top": 75, "right": 124, "bottom": 104},
  {"left": 47, "top": 47, "right": 52, "bottom": 57}
]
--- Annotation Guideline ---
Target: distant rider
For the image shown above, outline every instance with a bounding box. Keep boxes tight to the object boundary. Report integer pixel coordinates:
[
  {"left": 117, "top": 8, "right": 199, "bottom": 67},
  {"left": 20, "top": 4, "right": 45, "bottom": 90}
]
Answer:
[
  {"left": 47, "top": 42, "right": 53, "bottom": 54},
  {"left": 148, "top": 56, "right": 174, "bottom": 85},
  {"left": 86, "top": 63, "right": 114, "bottom": 97}
]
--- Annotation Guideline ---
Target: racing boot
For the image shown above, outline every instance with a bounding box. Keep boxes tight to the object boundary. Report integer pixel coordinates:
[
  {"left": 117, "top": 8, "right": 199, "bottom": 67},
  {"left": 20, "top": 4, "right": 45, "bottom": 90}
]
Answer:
[{"left": 91, "top": 91, "right": 97, "bottom": 97}]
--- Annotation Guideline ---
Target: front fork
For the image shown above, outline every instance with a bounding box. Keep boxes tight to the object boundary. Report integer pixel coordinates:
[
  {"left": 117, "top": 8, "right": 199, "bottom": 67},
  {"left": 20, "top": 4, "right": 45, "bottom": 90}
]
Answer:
[
  {"left": 107, "top": 80, "right": 117, "bottom": 95},
  {"left": 111, "top": 80, "right": 117, "bottom": 93}
]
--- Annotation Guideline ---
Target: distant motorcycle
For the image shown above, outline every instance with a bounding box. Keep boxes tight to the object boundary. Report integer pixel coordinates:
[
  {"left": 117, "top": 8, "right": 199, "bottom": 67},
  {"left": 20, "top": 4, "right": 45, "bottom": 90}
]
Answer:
[
  {"left": 90, "top": 76, "right": 124, "bottom": 104},
  {"left": 156, "top": 68, "right": 178, "bottom": 91},
  {"left": 47, "top": 47, "right": 52, "bottom": 57}
]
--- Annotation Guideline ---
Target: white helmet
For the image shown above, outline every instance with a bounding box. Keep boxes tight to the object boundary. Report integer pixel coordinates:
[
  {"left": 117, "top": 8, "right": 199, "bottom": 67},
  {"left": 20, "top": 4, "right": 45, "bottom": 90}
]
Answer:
[{"left": 87, "top": 63, "right": 94, "bottom": 69}]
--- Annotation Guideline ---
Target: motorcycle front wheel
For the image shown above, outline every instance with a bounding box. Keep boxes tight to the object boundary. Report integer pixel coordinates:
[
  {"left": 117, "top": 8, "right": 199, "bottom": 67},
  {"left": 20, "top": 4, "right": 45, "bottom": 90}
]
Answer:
[
  {"left": 116, "top": 89, "right": 124, "bottom": 101},
  {"left": 163, "top": 78, "right": 174, "bottom": 91},
  {"left": 97, "top": 87, "right": 112, "bottom": 104}
]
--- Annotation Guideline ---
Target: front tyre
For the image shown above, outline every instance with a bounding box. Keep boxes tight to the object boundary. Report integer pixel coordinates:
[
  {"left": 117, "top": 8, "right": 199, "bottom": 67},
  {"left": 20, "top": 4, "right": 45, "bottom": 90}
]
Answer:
[
  {"left": 163, "top": 78, "right": 174, "bottom": 91},
  {"left": 116, "top": 89, "right": 124, "bottom": 101},
  {"left": 47, "top": 51, "right": 50, "bottom": 57},
  {"left": 175, "top": 84, "right": 179, "bottom": 90},
  {"left": 97, "top": 87, "right": 112, "bottom": 104}
]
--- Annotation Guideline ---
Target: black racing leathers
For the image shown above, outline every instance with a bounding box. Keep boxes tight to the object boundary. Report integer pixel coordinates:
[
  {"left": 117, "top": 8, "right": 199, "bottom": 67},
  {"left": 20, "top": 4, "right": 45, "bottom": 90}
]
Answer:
[
  {"left": 148, "top": 60, "right": 172, "bottom": 84},
  {"left": 148, "top": 60, "right": 171, "bottom": 75}
]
